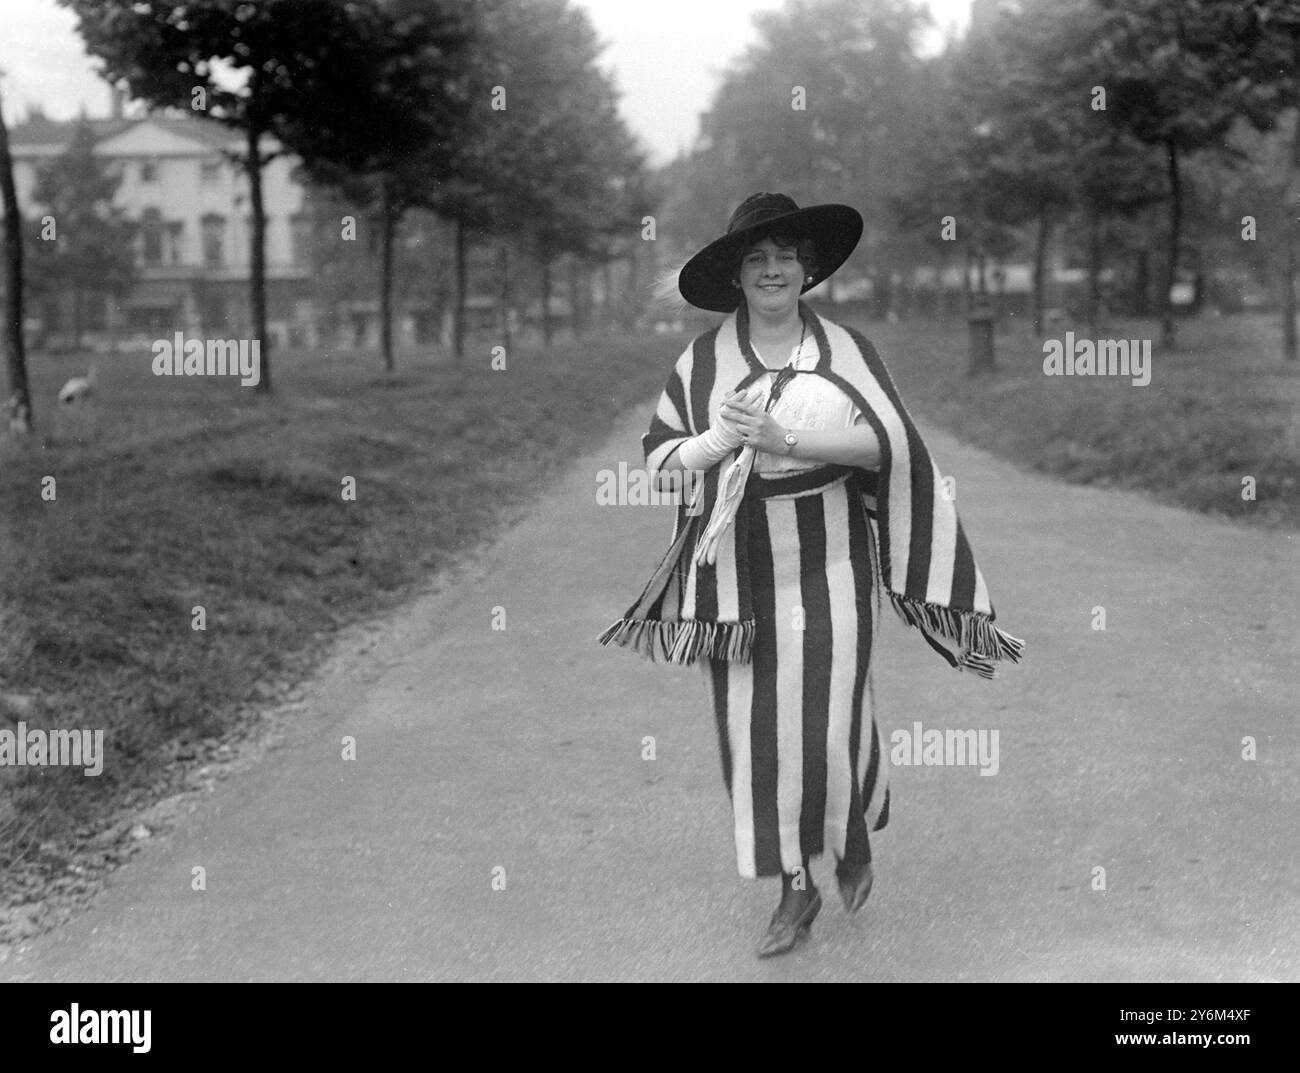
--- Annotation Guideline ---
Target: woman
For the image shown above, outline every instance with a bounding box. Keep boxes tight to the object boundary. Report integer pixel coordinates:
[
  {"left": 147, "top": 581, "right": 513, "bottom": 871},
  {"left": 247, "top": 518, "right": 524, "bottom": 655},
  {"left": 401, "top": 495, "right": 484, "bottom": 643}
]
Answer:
[{"left": 599, "top": 192, "right": 1023, "bottom": 958}]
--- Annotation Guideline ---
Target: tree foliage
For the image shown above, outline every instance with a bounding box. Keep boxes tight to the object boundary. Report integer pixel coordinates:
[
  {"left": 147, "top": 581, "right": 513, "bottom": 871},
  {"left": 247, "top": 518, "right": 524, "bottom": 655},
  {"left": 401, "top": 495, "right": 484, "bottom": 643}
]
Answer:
[
  {"left": 59, "top": 0, "right": 473, "bottom": 390},
  {"left": 26, "top": 119, "right": 138, "bottom": 344}
]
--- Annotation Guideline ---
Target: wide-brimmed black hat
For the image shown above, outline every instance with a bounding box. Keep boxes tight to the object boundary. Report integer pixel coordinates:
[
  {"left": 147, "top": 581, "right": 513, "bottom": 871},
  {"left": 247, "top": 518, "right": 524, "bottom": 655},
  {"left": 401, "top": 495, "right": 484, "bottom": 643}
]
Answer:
[{"left": 678, "top": 192, "right": 863, "bottom": 313}]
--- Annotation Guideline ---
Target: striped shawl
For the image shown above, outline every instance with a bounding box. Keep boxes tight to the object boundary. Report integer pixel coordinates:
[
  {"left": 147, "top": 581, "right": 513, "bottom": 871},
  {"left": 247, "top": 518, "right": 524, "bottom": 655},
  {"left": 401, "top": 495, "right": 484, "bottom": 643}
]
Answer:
[{"left": 597, "top": 302, "right": 1024, "bottom": 679}]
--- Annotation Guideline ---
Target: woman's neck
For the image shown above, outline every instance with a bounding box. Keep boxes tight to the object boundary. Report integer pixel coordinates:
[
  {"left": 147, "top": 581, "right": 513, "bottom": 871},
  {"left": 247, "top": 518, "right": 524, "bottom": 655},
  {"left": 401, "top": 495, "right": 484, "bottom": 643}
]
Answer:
[{"left": 746, "top": 306, "right": 802, "bottom": 347}]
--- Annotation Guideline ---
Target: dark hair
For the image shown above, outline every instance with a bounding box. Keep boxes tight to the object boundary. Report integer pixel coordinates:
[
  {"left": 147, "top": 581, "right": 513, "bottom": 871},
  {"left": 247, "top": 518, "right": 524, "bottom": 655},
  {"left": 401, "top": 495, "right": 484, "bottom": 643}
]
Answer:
[{"left": 731, "top": 231, "right": 820, "bottom": 284}]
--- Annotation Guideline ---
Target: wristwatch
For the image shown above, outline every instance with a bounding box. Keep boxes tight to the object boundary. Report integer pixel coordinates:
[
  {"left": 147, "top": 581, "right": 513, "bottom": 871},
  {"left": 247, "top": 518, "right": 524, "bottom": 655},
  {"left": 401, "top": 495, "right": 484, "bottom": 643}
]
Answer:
[{"left": 783, "top": 430, "right": 798, "bottom": 455}]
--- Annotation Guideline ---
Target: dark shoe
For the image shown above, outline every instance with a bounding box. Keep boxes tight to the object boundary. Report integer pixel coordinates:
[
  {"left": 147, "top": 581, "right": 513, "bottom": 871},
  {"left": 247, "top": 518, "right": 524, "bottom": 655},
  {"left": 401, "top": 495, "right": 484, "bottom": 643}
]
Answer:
[
  {"left": 836, "top": 860, "right": 873, "bottom": 913},
  {"left": 756, "top": 889, "right": 822, "bottom": 959}
]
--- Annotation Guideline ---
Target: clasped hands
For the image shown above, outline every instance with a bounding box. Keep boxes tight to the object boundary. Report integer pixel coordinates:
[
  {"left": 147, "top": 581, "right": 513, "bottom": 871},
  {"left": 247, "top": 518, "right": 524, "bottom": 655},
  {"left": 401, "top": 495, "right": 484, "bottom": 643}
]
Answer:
[{"left": 717, "top": 386, "right": 788, "bottom": 455}]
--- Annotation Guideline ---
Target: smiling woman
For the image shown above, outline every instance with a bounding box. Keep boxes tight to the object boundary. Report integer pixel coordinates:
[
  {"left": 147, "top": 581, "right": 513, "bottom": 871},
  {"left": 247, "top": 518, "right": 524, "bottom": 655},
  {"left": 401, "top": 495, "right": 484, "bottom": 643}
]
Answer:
[
  {"left": 599, "top": 190, "right": 1024, "bottom": 962},
  {"left": 735, "top": 234, "right": 819, "bottom": 289}
]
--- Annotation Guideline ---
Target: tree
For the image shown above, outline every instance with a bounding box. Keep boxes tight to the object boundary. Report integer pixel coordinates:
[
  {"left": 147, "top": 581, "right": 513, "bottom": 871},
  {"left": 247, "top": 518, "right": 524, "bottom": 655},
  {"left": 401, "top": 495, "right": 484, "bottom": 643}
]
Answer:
[
  {"left": 26, "top": 119, "right": 137, "bottom": 347},
  {"left": 436, "top": 0, "right": 648, "bottom": 353},
  {"left": 1095, "top": 0, "right": 1283, "bottom": 348},
  {"left": 1208, "top": 1, "right": 1300, "bottom": 360},
  {"left": 0, "top": 78, "right": 32, "bottom": 435},
  {"left": 957, "top": 0, "right": 1100, "bottom": 334},
  {"left": 60, "top": 0, "right": 468, "bottom": 393},
  {"left": 676, "top": 0, "right": 931, "bottom": 300},
  {"left": 522, "top": 92, "right": 648, "bottom": 348},
  {"left": 287, "top": 0, "right": 474, "bottom": 371}
]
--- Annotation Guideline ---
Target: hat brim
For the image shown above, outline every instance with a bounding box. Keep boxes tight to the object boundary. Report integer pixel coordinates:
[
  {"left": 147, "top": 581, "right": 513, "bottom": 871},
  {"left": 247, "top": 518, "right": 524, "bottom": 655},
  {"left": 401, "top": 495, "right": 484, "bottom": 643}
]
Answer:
[{"left": 678, "top": 203, "right": 863, "bottom": 313}]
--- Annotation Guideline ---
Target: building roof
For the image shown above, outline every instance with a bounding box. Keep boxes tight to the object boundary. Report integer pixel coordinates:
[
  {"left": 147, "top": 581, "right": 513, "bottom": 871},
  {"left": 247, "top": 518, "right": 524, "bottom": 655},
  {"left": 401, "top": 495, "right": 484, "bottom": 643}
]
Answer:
[
  {"left": 145, "top": 115, "right": 246, "bottom": 151},
  {"left": 6, "top": 113, "right": 133, "bottom": 148},
  {"left": 8, "top": 110, "right": 257, "bottom": 156}
]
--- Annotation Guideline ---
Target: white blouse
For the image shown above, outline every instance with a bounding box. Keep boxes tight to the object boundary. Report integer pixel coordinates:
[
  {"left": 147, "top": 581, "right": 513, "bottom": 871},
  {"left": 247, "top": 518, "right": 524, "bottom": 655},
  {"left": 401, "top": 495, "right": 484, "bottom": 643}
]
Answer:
[{"left": 747, "top": 337, "right": 869, "bottom": 475}]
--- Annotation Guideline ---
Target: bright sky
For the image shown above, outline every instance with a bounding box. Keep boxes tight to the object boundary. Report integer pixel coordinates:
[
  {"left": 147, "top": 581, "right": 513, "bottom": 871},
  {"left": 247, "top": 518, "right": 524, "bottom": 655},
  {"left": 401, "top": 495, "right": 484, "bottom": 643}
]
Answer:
[
  {"left": 0, "top": 0, "right": 971, "bottom": 164},
  {"left": 577, "top": 0, "right": 972, "bottom": 162}
]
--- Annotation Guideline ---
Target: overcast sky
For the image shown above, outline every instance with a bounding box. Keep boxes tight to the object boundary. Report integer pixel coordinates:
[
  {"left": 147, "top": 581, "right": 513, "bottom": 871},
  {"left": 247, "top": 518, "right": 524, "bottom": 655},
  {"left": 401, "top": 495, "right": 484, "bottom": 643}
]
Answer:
[{"left": 0, "top": 0, "right": 971, "bottom": 163}]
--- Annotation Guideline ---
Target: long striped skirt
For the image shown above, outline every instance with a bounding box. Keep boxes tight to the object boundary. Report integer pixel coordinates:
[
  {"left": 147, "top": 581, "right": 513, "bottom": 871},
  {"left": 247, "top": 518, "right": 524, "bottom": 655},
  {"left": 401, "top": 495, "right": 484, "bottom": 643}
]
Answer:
[{"left": 705, "top": 466, "right": 891, "bottom": 879}]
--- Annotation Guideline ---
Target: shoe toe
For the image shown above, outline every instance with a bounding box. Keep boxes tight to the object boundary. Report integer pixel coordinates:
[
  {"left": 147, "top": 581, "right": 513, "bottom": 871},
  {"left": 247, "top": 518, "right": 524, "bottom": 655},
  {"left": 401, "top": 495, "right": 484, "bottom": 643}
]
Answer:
[
  {"left": 837, "top": 863, "right": 873, "bottom": 912},
  {"left": 755, "top": 892, "right": 821, "bottom": 958}
]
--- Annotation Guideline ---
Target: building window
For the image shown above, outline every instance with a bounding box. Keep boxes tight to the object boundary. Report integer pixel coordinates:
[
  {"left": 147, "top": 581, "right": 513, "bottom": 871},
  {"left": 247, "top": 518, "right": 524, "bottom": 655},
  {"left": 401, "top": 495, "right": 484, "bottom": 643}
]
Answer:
[
  {"left": 141, "top": 207, "right": 163, "bottom": 265},
  {"left": 201, "top": 295, "right": 227, "bottom": 332},
  {"left": 201, "top": 213, "right": 226, "bottom": 268},
  {"left": 290, "top": 213, "right": 313, "bottom": 267},
  {"left": 141, "top": 160, "right": 158, "bottom": 183},
  {"left": 166, "top": 221, "right": 184, "bottom": 265},
  {"left": 200, "top": 161, "right": 221, "bottom": 184}
]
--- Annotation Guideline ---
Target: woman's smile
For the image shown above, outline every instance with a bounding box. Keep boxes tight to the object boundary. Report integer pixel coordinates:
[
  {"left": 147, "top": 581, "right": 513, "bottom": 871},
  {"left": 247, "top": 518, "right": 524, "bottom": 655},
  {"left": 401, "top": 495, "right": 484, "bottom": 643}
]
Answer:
[{"left": 739, "top": 238, "right": 804, "bottom": 313}]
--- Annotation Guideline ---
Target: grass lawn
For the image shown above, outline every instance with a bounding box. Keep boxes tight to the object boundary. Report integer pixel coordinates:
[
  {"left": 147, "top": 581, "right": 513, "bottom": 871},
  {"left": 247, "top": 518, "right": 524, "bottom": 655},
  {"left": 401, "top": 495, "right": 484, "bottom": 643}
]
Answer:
[
  {"left": 0, "top": 330, "right": 683, "bottom": 916},
  {"left": 853, "top": 310, "right": 1299, "bottom": 531},
  {"left": 0, "top": 308, "right": 1294, "bottom": 928}
]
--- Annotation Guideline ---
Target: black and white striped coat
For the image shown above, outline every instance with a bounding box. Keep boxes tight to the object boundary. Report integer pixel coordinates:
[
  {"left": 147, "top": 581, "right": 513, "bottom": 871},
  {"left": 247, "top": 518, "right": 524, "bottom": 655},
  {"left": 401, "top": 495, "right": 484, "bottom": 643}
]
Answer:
[{"left": 599, "top": 301, "right": 1024, "bottom": 679}]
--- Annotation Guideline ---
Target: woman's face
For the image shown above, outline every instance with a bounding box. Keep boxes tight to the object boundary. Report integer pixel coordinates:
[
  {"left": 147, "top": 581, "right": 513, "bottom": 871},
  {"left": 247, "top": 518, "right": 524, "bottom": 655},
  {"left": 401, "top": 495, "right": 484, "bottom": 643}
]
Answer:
[{"left": 737, "top": 237, "right": 804, "bottom": 318}]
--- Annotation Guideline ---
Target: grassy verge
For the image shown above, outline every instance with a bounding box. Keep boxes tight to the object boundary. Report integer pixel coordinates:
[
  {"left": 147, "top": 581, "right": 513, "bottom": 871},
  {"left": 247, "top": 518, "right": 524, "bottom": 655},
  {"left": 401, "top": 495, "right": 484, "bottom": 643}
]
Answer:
[
  {"left": 0, "top": 331, "right": 683, "bottom": 916},
  {"left": 847, "top": 310, "right": 1299, "bottom": 530}
]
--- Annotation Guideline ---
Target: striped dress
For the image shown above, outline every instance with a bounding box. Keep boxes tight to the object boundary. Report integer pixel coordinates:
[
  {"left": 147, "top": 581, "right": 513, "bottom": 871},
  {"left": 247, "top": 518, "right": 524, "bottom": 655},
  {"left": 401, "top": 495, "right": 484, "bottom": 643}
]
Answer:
[
  {"left": 704, "top": 338, "right": 890, "bottom": 880},
  {"left": 604, "top": 304, "right": 1020, "bottom": 876}
]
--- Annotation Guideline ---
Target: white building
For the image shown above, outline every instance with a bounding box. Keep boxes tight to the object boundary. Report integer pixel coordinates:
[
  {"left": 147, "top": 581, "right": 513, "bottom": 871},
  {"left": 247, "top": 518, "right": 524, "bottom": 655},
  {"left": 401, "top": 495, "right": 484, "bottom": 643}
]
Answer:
[{"left": 5, "top": 99, "right": 316, "bottom": 348}]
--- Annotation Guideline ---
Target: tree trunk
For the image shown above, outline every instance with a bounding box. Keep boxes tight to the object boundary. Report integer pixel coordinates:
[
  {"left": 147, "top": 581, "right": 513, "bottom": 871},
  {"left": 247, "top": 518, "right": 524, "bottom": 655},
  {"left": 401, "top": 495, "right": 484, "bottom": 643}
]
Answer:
[
  {"left": 1162, "top": 136, "right": 1181, "bottom": 350},
  {"left": 498, "top": 242, "right": 511, "bottom": 354},
  {"left": 1032, "top": 207, "right": 1051, "bottom": 336},
  {"left": 568, "top": 257, "right": 584, "bottom": 339},
  {"left": 992, "top": 260, "right": 1004, "bottom": 332},
  {"left": 0, "top": 85, "right": 32, "bottom": 434},
  {"left": 247, "top": 119, "right": 271, "bottom": 393},
  {"left": 1133, "top": 248, "right": 1150, "bottom": 318},
  {"left": 623, "top": 249, "right": 639, "bottom": 330},
  {"left": 72, "top": 283, "right": 83, "bottom": 350},
  {"left": 1086, "top": 198, "right": 1101, "bottom": 336},
  {"left": 601, "top": 259, "right": 613, "bottom": 330},
  {"left": 453, "top": 216, "right": 467, "bottom": 365},
  {"left": 379, "top": 183, "right": 396, "bottom": 372},
  {"left": 1285, "top": 234, "right": 1298, "bottom": 363},
  {"left": 541, "top": 257, "right": 553, "bottom": 350},
  {"left": 1285, "top": 111, "right": 1300, "bottom": 362}
]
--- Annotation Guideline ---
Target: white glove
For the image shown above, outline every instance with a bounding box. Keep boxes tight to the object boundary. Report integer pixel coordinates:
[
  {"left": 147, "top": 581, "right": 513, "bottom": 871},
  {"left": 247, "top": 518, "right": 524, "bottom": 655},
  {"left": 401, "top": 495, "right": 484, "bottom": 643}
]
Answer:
[
  {"left": 694, "top": 445, "right": 755, "bottom": 566},
  {"left": 675, "top": 388, "right": 756, "bottom": 471}
]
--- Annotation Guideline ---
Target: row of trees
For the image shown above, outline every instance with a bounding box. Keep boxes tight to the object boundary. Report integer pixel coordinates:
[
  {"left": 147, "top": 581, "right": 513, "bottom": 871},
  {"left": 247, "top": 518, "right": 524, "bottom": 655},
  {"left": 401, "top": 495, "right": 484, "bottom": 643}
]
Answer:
[
  {"left": 660, "top": 0, "right": 1300, "bottom": 358},
  {"left": 7, "top": 0, "right": 1299, "bottom": 437},
  {"left": 917, "top": 0, "right": 1300, "bottom": 351},
  {"left": 2, "top": 0, "right": 652, "bottom": 433}
]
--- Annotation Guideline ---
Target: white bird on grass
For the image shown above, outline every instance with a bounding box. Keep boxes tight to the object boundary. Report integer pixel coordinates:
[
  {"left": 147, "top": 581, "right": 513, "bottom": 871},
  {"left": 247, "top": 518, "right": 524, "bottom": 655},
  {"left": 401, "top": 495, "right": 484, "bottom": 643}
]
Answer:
[{"left": 57, "top": 364, "right": 97, "bottom": 406}]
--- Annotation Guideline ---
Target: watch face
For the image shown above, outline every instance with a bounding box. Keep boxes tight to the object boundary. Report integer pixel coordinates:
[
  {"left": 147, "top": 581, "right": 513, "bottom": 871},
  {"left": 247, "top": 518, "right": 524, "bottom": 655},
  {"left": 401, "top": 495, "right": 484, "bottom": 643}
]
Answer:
[{"left": 784, "top": 432, "right": 797, "bottom": 445}]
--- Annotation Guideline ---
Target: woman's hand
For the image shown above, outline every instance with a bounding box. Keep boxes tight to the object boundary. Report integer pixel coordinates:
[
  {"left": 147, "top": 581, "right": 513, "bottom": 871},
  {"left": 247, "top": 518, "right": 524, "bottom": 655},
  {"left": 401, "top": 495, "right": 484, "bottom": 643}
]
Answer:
[
  {"left": 710, "top": 389, "right": 752, "bottom": 449},
  {"left": 720, "top": 391, "right": 786, "bottom": 454}
]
